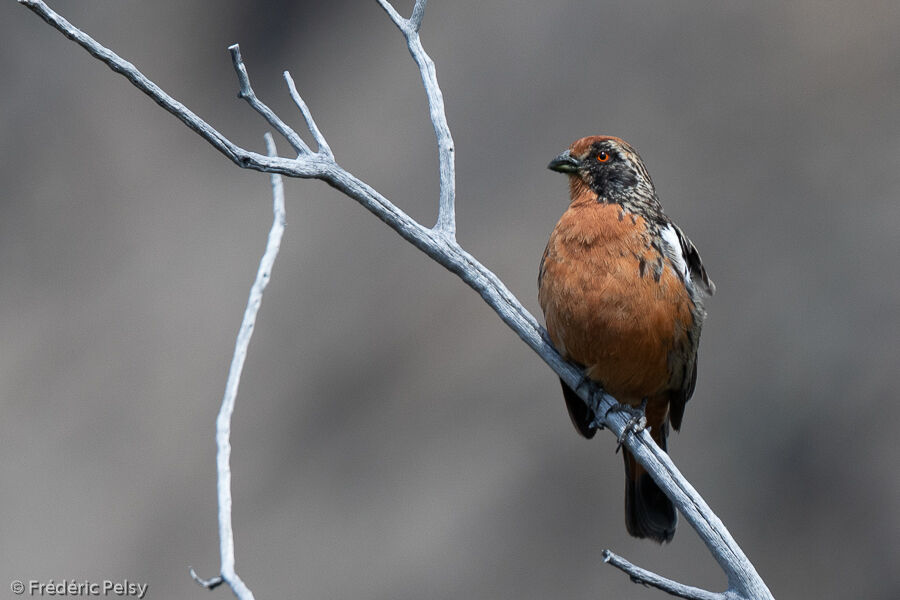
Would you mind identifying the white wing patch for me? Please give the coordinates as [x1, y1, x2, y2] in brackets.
[660, 223, 689, 282]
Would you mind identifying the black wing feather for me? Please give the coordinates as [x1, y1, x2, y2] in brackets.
[673, 224, 715, 296]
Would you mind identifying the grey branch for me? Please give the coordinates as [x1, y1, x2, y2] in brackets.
[187, 133, 286, 600]
[376, 0, 456, 238]
[18, 1, 774, 599]
[603, 550, 726, 600]
[283, 72, 332, 159]
[229, 45, 310, 156]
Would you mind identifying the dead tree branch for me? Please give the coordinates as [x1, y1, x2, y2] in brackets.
[17, 1, 774, 598]
[187, 133, 285, 600]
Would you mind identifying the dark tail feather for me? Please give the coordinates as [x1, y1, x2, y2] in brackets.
[560, 376, 676, 540]
[560, 378, 596, 439]
[623, 444, 676, 543]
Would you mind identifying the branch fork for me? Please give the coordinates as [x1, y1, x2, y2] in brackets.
[18, 1, 773, 599]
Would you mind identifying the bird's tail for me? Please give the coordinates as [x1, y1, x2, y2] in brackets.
[623, 429, 676, 543]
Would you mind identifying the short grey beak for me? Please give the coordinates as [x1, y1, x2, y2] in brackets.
[547, 150, 580, 173]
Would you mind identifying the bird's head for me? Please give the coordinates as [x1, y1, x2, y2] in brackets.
[548, 136, 657, 207]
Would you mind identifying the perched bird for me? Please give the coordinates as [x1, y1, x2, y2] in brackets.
[538, 136, 715, 542]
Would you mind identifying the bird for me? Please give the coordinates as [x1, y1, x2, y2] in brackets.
[538, 135, 715, 542]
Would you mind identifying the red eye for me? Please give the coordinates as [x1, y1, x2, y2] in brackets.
[597, 151, 610, 162]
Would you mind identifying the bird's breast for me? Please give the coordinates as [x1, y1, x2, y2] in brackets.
[539, 201, 697, 401]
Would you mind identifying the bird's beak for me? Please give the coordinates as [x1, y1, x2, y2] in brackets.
[548, 150, 581, 173]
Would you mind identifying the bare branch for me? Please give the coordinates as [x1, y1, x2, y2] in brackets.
[410, 0, 428, 33]
[229, 45, 310, 156]
[15, 0, 322, 178]
[188, 133, 286, 600]
[188, 570, 224, 591]
[18, 2, 774, 599]
[377, 0, 456, 238]
[15, 0, 237, 164]
[283, 71, 333, 159]
[375, 0, 407, 31]
[603, 550, 725, 600]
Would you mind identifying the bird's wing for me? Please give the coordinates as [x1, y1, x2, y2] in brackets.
[660, 222, 716, 297]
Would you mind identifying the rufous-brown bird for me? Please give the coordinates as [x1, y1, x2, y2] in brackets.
[539, 136, 715, 542]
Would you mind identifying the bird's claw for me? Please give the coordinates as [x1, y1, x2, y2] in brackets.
[606, 398, 648, 453]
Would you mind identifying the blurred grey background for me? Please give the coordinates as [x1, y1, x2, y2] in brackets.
[2, 1, 898, 599]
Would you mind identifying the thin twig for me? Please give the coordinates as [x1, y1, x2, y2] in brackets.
[188, 571, 224, 591]
[229, 44, 311, 156]
[283, 71, 332, 158]
[188, 133, 286, 600]
[15, 1, 317, 177]
[375, 0, 406, 31]
[603, 550, 725, 600]
[410, 0, 428, 32]
[377, 0, 456, 239]
[18, 1, 774, 598]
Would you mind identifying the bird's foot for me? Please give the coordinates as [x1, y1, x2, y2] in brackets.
[606, 398, 648, 453]
[577, 377, 606, 432]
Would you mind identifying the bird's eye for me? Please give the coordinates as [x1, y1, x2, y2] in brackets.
[597, 151, 610, 162]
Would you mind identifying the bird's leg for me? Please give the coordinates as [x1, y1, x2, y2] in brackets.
[577, 376, 606, 432]
[606, 398, 648, 452]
